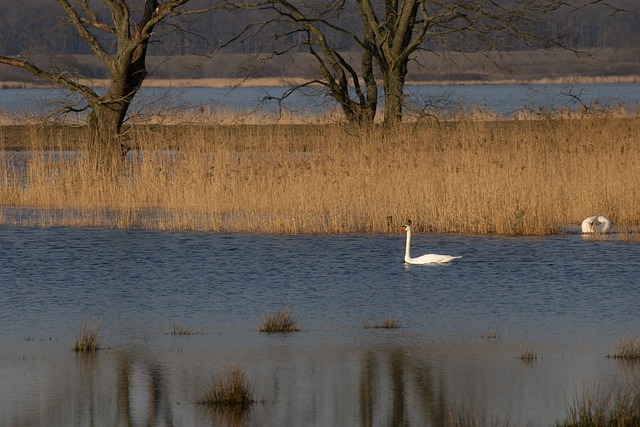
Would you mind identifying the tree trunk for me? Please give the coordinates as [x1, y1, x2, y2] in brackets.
[87, 100, 129, 166]
[86, 2, 155, 164]
[382, 66, 406, 127]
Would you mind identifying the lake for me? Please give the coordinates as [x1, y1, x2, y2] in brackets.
[0, 225, 638, 426]
[1, 83, 638, 118]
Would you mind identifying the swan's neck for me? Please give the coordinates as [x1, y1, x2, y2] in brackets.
[404, 229, 412, 262]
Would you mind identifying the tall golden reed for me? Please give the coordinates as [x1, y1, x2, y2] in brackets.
[1, 116, 639, 235]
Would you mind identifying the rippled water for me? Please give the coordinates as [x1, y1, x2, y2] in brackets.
[0, 226, 639, 426]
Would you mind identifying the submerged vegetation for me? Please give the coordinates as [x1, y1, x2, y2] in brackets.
[259, 306, 300, 333]
[1, 113, 640, 236]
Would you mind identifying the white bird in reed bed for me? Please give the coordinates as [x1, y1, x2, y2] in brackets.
[400, 223, 461, 265]
[581, 215, 612, 233]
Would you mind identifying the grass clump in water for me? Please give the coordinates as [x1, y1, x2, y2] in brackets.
[556, 384, 640, 426]
[200, 365, 255, 409]
[518, 344, 537, 362]
[259, 306, 299, 333]
[164, 323, 205, 336]
[608, 336, 640, 360]
[72, 320, 101, 352]
[481, 330, 501, 339]
[364, 316, 403, 329]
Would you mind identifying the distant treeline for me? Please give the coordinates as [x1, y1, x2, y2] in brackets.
[0, 0, 639, 82]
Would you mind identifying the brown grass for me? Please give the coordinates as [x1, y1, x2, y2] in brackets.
[363, 316, 403, 329]
[2, 115, 640, 235]
[557, 383, 640, 427]
[519, 344, 537, 362]
[72, 320, 101, 352]
[164, 323, 205, 336]
[201, 366, 254, 407]
[200, 365, 255, 427]
[608, 336, 640, 360]
[259, 306, 299, 333]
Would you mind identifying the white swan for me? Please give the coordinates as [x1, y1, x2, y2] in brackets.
[400, 223, 461, 264]
[581, 215, 612, 233]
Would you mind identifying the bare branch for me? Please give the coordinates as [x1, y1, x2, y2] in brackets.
[0, 55, 99, 102]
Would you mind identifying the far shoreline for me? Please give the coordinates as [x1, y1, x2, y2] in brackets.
[1, 74, 639, 90]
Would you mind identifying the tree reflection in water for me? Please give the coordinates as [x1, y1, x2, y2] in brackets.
[12, 341, 535, 425]
[75, 350, 174, 427]
[359, 347, 450, 427]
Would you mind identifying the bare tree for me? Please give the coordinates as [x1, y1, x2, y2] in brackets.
[226, 0, 597, 126]
[224, 1, 378, 124]
[0, 0, 202, 162]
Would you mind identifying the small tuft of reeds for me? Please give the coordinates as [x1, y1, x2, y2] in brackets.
[363, 316, 403, 329]
[518, 344, 537, 362]
[259, 306, 299, 333]
[481, 330, 500, 339]
[73, 320, 101, 352]
[164, 323, 205, 336]
[200, 365, 255, 409]
[608, 336, 640, 360]
[556, 384, 640, 426]
[447, 406, 512, 427]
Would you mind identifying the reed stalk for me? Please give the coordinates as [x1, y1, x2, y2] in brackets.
[2, 115, 640, 235]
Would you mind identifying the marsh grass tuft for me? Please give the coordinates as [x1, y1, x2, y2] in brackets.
[201, 366, 255, 407]
[73, 320, 101, 352]
[259, 306, 299, 333]
[200, 365, 255, 427]
[164, 323, 205, 336]
[518, 344, 537, 362]
[556, 384, 640, 426]
[481, 330, 500, 339]
[363, 316, 403, 329]
[608, 336, 640, 360]
[448, 406, 512, 427]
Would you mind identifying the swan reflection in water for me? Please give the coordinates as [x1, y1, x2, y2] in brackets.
[581, 215, 612, 234]
[400, 222, 461, 265]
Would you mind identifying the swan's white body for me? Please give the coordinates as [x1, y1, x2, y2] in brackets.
[401, 224, 461, 264]
[581, 215, 612, 233]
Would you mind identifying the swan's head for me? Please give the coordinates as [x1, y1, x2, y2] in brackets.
[587, 218, 604, 232]
[400, 224, 411, 232]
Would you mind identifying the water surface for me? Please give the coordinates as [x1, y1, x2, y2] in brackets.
[0, 226, 639, 426]
[2, 83, 638, 117]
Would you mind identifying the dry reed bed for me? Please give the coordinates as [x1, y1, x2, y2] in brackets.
[1, 117, 639, 235]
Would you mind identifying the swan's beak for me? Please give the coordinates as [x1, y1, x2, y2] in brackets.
[399, 226, 406, 231]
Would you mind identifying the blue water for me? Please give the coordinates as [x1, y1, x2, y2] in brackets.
[1, 83, 638, 117]
[0, 226, 638, 426]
